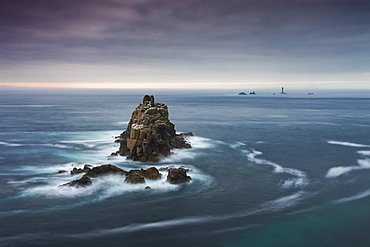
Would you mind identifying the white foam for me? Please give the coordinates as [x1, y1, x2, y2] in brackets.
[281, 178, 307, 189]
[161, 136, 220, 163]
[326, 158, 370, 178]
[162, 149, 197, 163]
[328, 141, 370, 148]
[334, 188, 370, 204]
[243, 149, 309, 189]
[38, 144, 73, 149]
[358, 150, 370, 156]
[60, 138, 112, 144]
[14, 163, 77, 175]
[262, 192, 305, 211]
[17, 164, 211, 200]
[229, 142, 246, 149]
[255, 141, 266, 144]
[185, 136, 218, 149]
[0, 141, 23, 147]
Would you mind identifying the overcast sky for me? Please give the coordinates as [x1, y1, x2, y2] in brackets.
[1, 0, 370, 90]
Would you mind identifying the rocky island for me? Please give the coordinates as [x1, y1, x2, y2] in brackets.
[61, 95, 193, 188]
[115, 95, 192, 162]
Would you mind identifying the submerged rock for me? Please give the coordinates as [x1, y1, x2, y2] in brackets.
[167, 168, 192, 184]
[61, 176, 92, 187]
[118, 95, 192, 162]
[70, 164, 92, 174]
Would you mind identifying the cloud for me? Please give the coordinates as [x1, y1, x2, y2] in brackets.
[1, 0, 370, 86]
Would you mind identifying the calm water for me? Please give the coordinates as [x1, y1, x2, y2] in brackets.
[0, 89, 370, 247]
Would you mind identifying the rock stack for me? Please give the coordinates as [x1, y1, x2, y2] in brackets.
[117, 95, 192, 162]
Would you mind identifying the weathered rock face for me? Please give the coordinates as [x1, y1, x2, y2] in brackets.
[118, 95, 192, 162]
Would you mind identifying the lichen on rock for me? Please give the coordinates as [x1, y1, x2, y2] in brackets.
[117, 95, 192, 162]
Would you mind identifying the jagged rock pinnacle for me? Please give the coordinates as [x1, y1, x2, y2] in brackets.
[117, 95, 192, 162]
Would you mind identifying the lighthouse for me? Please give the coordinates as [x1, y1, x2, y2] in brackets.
[280, 87, 287, 94]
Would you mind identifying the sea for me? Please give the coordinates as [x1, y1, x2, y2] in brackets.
[0, 88, 370, 247]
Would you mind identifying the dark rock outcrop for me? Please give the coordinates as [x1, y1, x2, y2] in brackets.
[61, 165, 172, 187]
[84, 164, 126, 177]
[136, 167, 162, 180]
[125, 172, 145, 184]
[62, 176, 92, 187]
[71, 164, 92, 174]
[125, 167, 161, 183]
[118, 95, 192, 162]
[62, 164, 126, 187]
[167, 168, 192, 184]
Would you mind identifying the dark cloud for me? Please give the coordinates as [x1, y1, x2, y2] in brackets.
[1, 0, 370, 82]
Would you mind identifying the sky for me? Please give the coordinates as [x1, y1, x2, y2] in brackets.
[0, 0, 370, 90]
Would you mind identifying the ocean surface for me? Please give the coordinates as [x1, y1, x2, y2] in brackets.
[0, 89, 370, 247]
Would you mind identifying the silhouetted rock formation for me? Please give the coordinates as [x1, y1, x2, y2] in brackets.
[117, 95, 192, 162]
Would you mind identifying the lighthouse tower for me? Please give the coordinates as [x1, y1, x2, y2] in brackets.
[280, 87, 287, 94]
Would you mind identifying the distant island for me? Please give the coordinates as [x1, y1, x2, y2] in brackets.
[238, 91, 257, 95]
